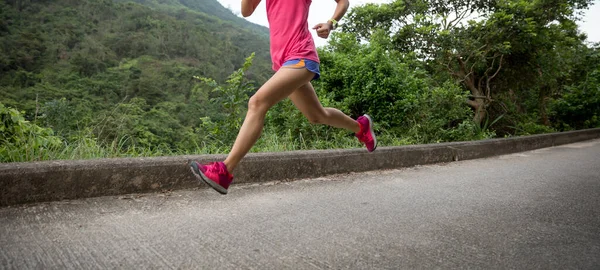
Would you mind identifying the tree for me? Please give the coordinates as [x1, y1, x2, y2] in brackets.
[342, 0, 594, 127]
[549, 44, 600, 130]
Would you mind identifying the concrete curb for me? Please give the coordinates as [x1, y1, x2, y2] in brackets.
[1, 128, 600, 206]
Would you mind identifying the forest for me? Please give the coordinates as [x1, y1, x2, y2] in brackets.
[1, 0, 599, 162]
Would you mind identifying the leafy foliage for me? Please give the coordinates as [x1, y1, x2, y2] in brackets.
[550, 46, 600, 130]
[342, 0, 597, 132]
[0, 103, 62, 162]
[0, 0, 598, 163]
[318, 31, 493, 144]
[194, 53, 256, 148]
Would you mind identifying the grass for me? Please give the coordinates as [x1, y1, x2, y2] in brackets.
[1, 127, 417, 163]
[0, 104, 495, 163]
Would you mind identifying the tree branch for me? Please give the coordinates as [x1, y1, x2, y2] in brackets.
[447, 7, 471, 30]
[446, 58, 463, 79]
[466, 60, 478, 80]
[465, 44, 487, 64]
[486, 54, 504, 99]
[466, 99, 479, 108]
[457, 56, 469, 77]
[488, 54, 504, 81]
[469, 95, 490, 99]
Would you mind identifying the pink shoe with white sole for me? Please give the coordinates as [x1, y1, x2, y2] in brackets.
[356, 114, 377, 152]
[189, 161, 233, 194]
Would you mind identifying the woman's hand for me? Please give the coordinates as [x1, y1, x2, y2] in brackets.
[314, 0, 349, 39]
[312, 22, 334, 39]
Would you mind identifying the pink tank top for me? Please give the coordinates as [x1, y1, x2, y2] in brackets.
[266, 0, 320, 71]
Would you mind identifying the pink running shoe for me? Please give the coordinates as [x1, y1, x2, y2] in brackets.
[189, 161, 233, 194]
[356, 114, 377, 152]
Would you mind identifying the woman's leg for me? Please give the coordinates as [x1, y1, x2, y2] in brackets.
[288, 82, 360, 133]
[223, 67, 315, 171]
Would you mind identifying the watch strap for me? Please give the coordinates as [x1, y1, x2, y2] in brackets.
[328, 18, 338, 30]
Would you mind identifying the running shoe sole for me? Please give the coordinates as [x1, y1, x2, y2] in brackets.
[364, 114, 378, 152]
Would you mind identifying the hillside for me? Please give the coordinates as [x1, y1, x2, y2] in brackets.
[118, 0, 270, 38]
[0, 0, 273, 115]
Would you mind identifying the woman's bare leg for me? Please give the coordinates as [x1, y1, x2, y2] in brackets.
[288, 82, 360, 133]
[223, 68, 315, 171]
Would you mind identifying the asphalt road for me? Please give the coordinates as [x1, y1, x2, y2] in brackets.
[1, 139, 599, 269]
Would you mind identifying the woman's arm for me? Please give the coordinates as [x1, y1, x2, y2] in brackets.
[313, 0, 350, 39]
[328, 0, 350, 25]
[241, 0, 262, 17]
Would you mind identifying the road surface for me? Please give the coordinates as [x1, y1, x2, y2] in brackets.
[1, 139, 600, 269]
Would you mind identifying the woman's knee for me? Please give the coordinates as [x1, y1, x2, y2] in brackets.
[247, 95, 270, 114]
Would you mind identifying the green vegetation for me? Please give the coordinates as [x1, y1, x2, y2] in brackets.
[1, 0, 599, 163]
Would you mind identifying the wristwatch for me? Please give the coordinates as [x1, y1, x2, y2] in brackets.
[328, 18, 338, 30]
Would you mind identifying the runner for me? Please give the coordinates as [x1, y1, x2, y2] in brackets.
[189, 0, 377, 194]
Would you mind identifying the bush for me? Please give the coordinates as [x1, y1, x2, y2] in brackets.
[550, 68, 600, 130]
[0, 103, 62, 162]
[318, 31, 430, 131]
[192, 53, 255, 150]
[318, 32, 491, 144]
[406, 82, 495, 143]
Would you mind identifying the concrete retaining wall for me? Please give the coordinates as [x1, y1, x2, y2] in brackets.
[1, 128, 600, 206]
